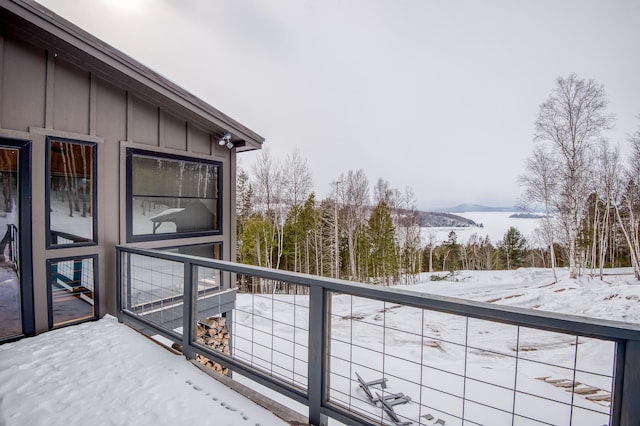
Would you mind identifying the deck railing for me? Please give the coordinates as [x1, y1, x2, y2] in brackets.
[116, 245, 640, 426]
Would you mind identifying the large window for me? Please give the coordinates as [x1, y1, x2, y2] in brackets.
[46, 137, 97, 247]
[127, 149, 221, 242]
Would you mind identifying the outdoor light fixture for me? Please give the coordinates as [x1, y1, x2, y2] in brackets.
[218, 132, 232, 148]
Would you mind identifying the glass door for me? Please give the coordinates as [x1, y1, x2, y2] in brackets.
[0, 147, 21, 339]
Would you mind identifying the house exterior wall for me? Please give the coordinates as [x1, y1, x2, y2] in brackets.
[0, 3, 259, 336]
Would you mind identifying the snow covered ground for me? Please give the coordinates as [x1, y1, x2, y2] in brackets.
[407, 267, 640, 324]
[0, 315, 287, 426]
[230, 267, 640, 425]
[2, 267, 639, 425]
[324, 267, 640, 425]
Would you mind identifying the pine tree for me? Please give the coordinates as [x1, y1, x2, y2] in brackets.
[298, 193, 320, 275]
[499, 227, 528, 270]
[236, 169, 253, 256]
[368, 201, 398, 285]
[441, 231, 459, 273]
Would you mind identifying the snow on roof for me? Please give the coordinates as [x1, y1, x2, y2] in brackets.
[0, 315, 286, 426]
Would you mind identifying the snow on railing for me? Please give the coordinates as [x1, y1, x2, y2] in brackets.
[116, 246, 640, 426]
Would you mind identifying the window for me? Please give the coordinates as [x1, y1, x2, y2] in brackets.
[46, 137, 97, 247]
[127, 149, 221, 242]
[47, 255, 97, 328]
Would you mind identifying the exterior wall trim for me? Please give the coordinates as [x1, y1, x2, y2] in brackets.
[29, 127, 104, 144]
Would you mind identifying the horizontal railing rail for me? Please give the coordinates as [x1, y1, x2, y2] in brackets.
[116, 245, 640, 426]
[50, 229, 91, 245]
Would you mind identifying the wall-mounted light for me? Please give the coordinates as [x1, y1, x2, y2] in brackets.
[218, 132, 233, 149]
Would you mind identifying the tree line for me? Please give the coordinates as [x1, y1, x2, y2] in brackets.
[236, 151, 423, 286]
[235, 149, 560, 286]
[236, 73, 640, 285]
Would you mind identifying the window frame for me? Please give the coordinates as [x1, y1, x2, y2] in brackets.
[46, 254, 99, 329]
[45, 136, 98, 249]
[0, 137, 34, 339]
[126, 148, 223, 243]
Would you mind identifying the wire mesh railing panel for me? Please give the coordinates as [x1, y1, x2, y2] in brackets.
[191, 265, 233, 374]
[327, 292, 616, 426]
[121, 252, 184, 336]
[116, 247, 640, 425]
[232, 276, 310, 390]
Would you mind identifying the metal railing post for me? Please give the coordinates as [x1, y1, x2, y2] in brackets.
[308, 285, 328, 426]
[115, 247, 122, 322]
[182, 260, 196, 360]
[620, 339, 640, 425]
[125, 251, 132, 311]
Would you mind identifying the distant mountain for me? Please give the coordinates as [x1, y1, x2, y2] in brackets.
[417, 211, 480, 228]
[434, 203, 516, 213]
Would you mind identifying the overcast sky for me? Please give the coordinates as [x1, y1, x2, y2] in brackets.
[37, 0, 640, 210]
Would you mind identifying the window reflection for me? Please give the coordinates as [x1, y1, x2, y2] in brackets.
[49, 256, 96, 327]
[130, 151, 220, 238]
[48, 139, 95, 245]
[0, 147, 20, 339]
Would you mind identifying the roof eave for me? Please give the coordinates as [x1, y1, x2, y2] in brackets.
[1, 0, 264, 151]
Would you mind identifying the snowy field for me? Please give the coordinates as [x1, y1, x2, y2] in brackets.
[231, 267, 640, 425]
[407, 268, 640, 324]
[2, 267, 639, 425]
[422, 211, 543, 246]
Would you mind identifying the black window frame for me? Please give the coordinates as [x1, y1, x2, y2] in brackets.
[126, 148, 223, 243]
[0, 137, 34, 340]
[46, 254, 99, 329]
[45, 136, 98, 249]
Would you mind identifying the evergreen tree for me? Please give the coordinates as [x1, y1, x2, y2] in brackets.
[236, 169, 253, 256]
[238, 213, 276, 269]
[499, 227, 528, 270]
[442, 231, 459, 273]
[354, 223, 371, 282]
[368, 201, 398, 285]
[298, 193, 320, 275]
[283, 205, 303, 271]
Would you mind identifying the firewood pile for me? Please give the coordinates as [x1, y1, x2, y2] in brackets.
[196, 316, 230, 376]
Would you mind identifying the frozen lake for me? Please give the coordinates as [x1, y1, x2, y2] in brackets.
[422, 211, 544, 246]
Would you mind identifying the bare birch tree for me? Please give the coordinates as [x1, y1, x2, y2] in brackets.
[596, 142, 622, 278]
[373, 178, 394, 206]
[519, 144, 559, 281]
[252, 149, 286, 269]
[396, 187, 422, 283]
[282, 149, 313, 272]
[533, 74, 613, 279]
[424, 230, 437, 272]
[283, 149, 313, 208]
[338, 169, 370, 280]
[618, 117, 640, 278]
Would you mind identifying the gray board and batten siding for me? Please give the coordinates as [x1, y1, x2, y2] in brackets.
[0, 0, 263, 335]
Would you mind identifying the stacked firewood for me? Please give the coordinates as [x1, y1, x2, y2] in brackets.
[196, 316, 230, 376]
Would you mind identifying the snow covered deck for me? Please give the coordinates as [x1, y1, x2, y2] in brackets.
[0, 316, 290, 426]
